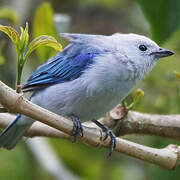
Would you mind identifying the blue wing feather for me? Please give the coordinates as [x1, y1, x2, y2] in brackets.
[22, 43, 100, 92]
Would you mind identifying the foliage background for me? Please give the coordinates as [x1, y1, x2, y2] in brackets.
[0, 0, 180, 179]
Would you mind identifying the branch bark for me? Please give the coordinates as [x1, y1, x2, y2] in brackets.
[0, 80, 180, 170]
[103, 105, 180, 140]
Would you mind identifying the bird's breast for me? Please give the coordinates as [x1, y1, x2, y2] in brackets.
[37, 77, 138, 122]
[62, 78, 137, 121]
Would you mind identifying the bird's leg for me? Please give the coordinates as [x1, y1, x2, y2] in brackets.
[92, 119, 116, 157]
[69, 115, 83, 142]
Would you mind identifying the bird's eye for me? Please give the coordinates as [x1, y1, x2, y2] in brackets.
[139, 45, 147, 51]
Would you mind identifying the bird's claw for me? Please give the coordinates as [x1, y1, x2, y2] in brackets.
[92, 120, 116, 157]
[104, 129, 116, 157]
[70, 115, 83, 142]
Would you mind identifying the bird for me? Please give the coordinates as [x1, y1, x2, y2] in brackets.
[0, 33, 174, 156]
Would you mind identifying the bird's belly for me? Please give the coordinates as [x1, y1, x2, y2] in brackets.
[69, 95, 115, 121]
[62, 87, 133, 121]
[34, 79, 137, 122]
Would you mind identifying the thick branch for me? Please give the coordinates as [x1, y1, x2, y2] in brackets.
[0, 113, 73, 140]
[102, 105, 180, 140]
[1, 113, 180, 170]
[0, 80, 180, 170]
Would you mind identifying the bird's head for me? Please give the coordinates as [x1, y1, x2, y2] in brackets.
[112, 33, 174, 66]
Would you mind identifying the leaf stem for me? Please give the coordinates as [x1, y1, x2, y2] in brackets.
[17, 53, 24, 86]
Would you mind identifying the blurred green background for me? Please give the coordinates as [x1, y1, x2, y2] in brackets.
[0, 0, 180, 179]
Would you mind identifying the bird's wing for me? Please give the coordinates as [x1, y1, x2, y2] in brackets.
[22, 42, 100, 92]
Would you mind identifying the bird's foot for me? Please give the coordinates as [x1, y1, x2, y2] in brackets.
[70, 115, 83, 142]
[92, 120, 116, 157]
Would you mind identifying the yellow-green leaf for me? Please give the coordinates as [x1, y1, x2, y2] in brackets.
[19, 22, 29, 52]
[25, 35, 62, 61]
[0, 25, 20, 50]
[33, 2, 57, 60]
[127, 88, 144, 110]
[133, 88, 144, 103]
[0, 8, 19, 25]
[174, 71, 180, 82]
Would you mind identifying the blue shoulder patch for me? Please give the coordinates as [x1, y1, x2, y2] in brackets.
[22, 44, 100, 92]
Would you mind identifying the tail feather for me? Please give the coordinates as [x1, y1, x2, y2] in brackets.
[0, 114, 32, 150]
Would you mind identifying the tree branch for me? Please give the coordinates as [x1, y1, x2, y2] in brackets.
[103, 105, 180, 140]
[0, 80, 180, 170]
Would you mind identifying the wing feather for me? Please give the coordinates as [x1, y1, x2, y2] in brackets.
[22, 43, 100, 92]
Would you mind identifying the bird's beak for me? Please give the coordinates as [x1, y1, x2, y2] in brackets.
[151, 48, 174, 58]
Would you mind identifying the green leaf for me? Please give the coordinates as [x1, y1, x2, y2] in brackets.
[32, 2, 58, 61]
[133, 88, 144, 104]
[127, 88, 144, 110]
[137, 0, 180, 44]
[0, 25, 20, 51]
[19, 22, 29, 53]
[25, 35, 62, 62]
[0, 7, 19, 25]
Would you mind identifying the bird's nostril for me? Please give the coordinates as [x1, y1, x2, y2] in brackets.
[159, 48, 163, 51]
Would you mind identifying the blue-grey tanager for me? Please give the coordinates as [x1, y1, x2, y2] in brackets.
[0, 33, 174, 156]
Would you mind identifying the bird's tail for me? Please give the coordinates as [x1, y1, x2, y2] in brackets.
[0, 114, 31, 149]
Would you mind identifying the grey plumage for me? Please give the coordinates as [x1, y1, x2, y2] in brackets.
[0, 33, 174, 149]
